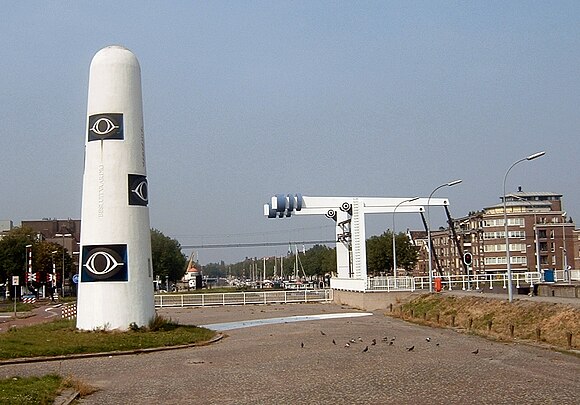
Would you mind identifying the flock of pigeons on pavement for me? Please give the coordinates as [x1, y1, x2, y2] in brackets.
[301, 330, 480, 355]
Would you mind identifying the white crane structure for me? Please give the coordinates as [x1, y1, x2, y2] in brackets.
[264, 194, 450, 292]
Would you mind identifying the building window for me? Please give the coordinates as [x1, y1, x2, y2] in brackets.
[550, 230, 555, 239]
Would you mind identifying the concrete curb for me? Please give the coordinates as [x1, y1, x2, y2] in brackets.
[53, 388, 80, 405]
[0, 333, 225, 365]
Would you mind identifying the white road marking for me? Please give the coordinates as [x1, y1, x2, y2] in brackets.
[201, 312, 373, 331]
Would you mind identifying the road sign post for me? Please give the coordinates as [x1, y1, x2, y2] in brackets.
[12, 276, 19, 318]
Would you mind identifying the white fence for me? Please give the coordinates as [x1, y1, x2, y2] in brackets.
[366, 276, 415, 292]
[155, 289, 333, 308]
[411, 272, 542, 292]
[363, 272, 546, 292]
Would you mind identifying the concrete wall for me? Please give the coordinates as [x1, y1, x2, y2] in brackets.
[332, 289, 423, 311]
[537, 283, 579, 298]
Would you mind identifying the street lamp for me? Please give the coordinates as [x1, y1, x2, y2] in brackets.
[55, 233, 72, 297]
[427, 180, 462, 292]
[562, 212, 568, 282]
[503, 151, 545, 302]
[393, 197, 419, 280]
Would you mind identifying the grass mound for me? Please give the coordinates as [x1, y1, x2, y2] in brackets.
[0, 316, 215, 360]
[388, 294, 580, 350]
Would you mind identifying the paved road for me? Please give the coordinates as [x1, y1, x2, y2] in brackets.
[1, 303, 579, 404]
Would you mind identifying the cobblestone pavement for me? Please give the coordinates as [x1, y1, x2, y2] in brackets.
[1, 303, 579, 404]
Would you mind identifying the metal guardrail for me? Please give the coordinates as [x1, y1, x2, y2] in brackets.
[412, 272, 543, 291]
[155, 289, 333, 308]
[366, 276, 415, 291]
[156, 270, 578, 305]
[365, 272, 545, 292]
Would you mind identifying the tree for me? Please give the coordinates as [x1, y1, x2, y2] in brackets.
[150, 229, 187, 282]
[0, 228, 73, 296]
[301, 245, 336, 277]
[366, 230, 419, 276]
[0, 227, 37, 282]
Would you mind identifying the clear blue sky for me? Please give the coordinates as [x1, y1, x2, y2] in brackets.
[2, 2, 579, 264]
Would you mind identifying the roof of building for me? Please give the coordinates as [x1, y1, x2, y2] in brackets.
[485, 200, 554, 210]
[502, 191, 562, 199]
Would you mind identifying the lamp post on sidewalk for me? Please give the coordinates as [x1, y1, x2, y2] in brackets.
[503, 151, 545, 302]
[55, 233, 72, 297]
[427, 180, 462, 292]
[562, 212, 569, 283]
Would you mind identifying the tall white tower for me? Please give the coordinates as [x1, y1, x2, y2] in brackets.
[77, 46, 155, 330]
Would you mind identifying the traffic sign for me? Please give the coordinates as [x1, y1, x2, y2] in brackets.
[72, 274, 79, 284]
[12, 276, 19, 286]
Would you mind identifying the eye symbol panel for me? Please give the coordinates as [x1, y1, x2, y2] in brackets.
[91, 117, 119, 135]
[128, 174, 148, 206]
[81, 244, 128, 282]
[88, 113, 124, 141]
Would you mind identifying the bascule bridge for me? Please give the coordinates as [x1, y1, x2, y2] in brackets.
[264, 194, 450, 292]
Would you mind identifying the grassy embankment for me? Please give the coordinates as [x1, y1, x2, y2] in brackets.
[388, 294, 579, 351]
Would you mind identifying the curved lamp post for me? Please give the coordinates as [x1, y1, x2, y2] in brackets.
[393, 197, 419, 281]
[503, 151, 545, 302]
[427, 180, 462, 292]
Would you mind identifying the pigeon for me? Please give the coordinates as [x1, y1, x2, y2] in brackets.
[406, 345, 415, 352]
[382, 336, 389, 342]
[349, 338, 356, 343]
[371, 339, 377, 346]
[389, 341, 394, 346]
[436, 343, 440, 347]
[301, 342, 304, 348]
[332, 339, 336, 345]
[472, 348, 479, 355]
[391, 337, 396, 342]
[362, 346, 369, 353]
[358, 337, 363, 342]
[425, 337, 431, 342]
[345, 342, 351, 348]
[320, 331, 326, 336]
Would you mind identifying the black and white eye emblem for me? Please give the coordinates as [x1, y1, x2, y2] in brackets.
[81, 244, 128, 282]
[91, 117, 119, 135]
[128, 174, 148, 206]
[88, 113, 124, 141]
[133, 180, 148, 201]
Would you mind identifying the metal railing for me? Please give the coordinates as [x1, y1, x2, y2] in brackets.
[412, 272, 542, 291]
[155, 289, 333, 308]
[367, 276, 415, 291]
[363, 272, 545, 292]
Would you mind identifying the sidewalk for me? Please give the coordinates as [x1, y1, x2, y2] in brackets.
[0, 302, 62, 332]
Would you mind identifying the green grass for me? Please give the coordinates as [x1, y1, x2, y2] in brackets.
[0, 302, 35, 313]
[0, 317, 216, 360]
[0, 374, 62, 405]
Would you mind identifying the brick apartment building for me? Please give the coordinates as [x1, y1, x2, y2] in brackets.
[419, 190, 577, 276]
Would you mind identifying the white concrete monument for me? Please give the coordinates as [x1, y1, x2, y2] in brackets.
[77, 46, 155, 330]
